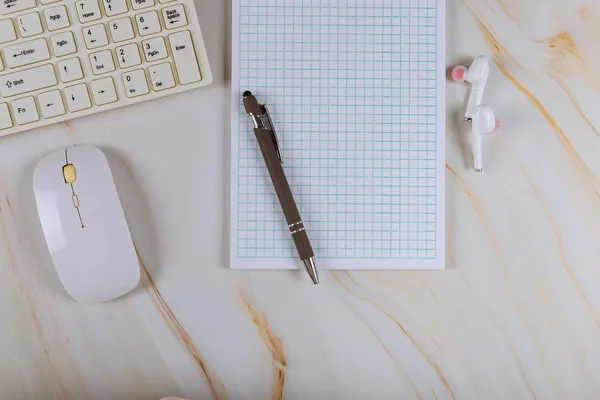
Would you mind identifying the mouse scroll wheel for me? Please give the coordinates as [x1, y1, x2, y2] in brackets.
[63, 164, 76, 184]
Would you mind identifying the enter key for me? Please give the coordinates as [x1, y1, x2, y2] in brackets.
[4, 38, 50, 69]
[168, 30, 201, 85]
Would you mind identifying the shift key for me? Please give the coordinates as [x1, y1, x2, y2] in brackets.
[0, 64, 57, 97]
[168, 30, 201, 85]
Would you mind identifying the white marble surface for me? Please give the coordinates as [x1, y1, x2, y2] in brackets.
[2, 0, 600, 399]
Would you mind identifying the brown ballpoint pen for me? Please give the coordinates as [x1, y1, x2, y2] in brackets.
[242, 91, 319, 284]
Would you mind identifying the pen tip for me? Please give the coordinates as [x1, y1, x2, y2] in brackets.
[243, 90, 252, 98]
[303, 258, 319, 285]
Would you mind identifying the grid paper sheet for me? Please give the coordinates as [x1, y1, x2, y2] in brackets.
[231, 0, 445, 269]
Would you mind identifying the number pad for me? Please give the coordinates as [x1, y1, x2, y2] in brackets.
[122, 69, 149, 98]
[83, 24, 109, 49]
[136, 11, 161, 36]
[109, 17, 135, 42]
[116, 43, 142, 68]
[142, 37, 168, 62]
[149, 62, 174, 91]
[89, 50, 115, 75]
[102, 0, 128, 16]
[76, 0, 102, 23]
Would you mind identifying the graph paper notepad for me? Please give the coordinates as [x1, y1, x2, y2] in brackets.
[231, 0, 446, 269]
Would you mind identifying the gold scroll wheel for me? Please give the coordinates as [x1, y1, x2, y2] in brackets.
[63, 164, 76, 184]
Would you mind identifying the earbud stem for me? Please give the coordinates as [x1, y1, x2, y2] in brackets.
[472, 128, 483, 172]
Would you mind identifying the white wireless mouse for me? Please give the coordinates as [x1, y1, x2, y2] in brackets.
[33, 145, 140, 303]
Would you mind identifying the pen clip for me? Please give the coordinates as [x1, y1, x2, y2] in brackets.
[263, 106, 283, 164]
[250, 105, 283, 164]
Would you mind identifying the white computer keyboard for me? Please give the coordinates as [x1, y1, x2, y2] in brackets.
[0, 0, 211, 136]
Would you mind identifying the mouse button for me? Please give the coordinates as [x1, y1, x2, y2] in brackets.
[69, 152, 112, 185]
[34, 151, 66, 190]
[69, 145, 107, 167]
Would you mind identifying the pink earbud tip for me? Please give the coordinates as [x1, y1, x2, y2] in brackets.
[451, 66, 467, 82]
[495, 119, 501, 130]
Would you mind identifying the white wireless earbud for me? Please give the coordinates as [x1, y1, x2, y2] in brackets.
[451, 55, 499, 172]
[471, 105, 499, 172]
[451, 55, 490, 121]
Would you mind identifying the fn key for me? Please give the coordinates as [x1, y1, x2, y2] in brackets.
[168, 30, 202, 85]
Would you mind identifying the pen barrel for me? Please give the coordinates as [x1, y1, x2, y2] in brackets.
[254, 127, 315, 260]
[290, 229, 315, 260]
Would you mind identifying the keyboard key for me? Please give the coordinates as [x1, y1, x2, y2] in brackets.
[4, 38, 50, 68]
[76, 0, 102, 23]
[0, 64, 57, 97]
[0, 19, 17, 43]
[159, 0, 175, 3]
[83, 24, 108, 49]
[0, 103, 13, 130]
[51, 31, 77, 57]
[38, 89, 65, 118]
[0, 0, 36, 15]
[44, 5, 70, 31]
[116, 43, 141, 68]
[102, 0, 127, 16]
[11, 96, 39, 124]
[142, 36, 167, 62]
[109, 16, 134, 42]
[162, 4, 186, 30]
[40, 0, 61, 5]
[64, 83, 91, 111]
[89, 49, 115, 75]
[0, 56, 3, 71]
[169, 30, 201, 84]
[122, 69, 148, 98]
[58, 57, 83, 82]
[90, 76, 117, 105]
[17, 12, 43, 37]
[149, 62, 174, 91]
[136, 11, 160, 36]
[131, 0, 153, 11]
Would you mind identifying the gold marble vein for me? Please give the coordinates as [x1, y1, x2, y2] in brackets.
[332, 272, 457, 400]
[140, 262, 228, 400]
[238, 290, 286, 400]
[474, 19, 600, 201]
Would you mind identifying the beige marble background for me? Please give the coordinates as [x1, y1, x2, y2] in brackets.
[2, 0, 600, 399]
